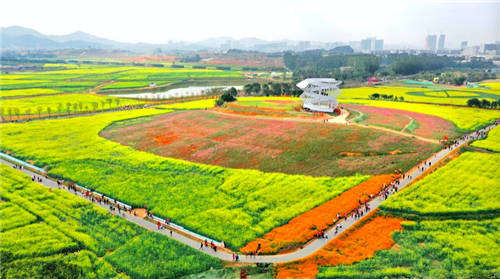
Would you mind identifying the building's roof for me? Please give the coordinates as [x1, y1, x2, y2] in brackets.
[296, 78, 342, 90]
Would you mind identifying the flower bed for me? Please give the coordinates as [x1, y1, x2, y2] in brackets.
[240, 174, 398, 254]
[275, 212, 403, 279]
[102, 110, 439, 178]
[343, 104, 461, 140]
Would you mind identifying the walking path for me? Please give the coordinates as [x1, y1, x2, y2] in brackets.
[0, 122, 497, 264]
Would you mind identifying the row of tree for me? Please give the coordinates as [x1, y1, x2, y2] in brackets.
[466, 98, 499, 109]
[243, 82, 303, 96]
[284, 51, 495, 80]
[415, 71, 496, 85]
[284, 52, 380, 80]
[1, 99, 122, 121]
[369, 94, 405, 102]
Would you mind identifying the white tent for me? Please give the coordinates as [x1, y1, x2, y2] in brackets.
[297, 78, 342, 113]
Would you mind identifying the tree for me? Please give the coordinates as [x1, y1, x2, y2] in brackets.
[220, 92, 236, 102]
[453, 76, 466, 86]
[101, 101, 106, 111]
[57, 103, 63, 114]
[25, 108, 32, 118]
[47, 107, 51, 117]
[281, 83, 291, 95]
[107, 98, 113, 109]
[13, 108, 20, 120]
[370, 93, 380, 100]
[252, 83, 261, 94]
[7, 108, 13, 121]
[481, 99, 491, 108]
[270, 83, 282, 95]
[37, 106, 43, 118]
[262, 84, 271, 96]
[115, 99, 120, 107]
[467, 98, 481, 107]
[91, 102, 98, 112]
[78, 102, 83, 112]
[243, 84, 253, 94]
[66, 102, 72, 115]
[73, 103, 78, 114]
[227, 87, 238, 97]
[215, 98, 225, 106]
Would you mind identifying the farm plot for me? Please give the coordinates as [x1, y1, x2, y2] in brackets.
[317, 218, 499, 279]
[343, 104, 461, 140]
[380, 152, 500, 219]
[241, 175, 399, 254]
[471, 125, 500, 152]
[339, 86, 500, 106]
[0, 63, 245, 95]
[0, 109, 369, 249]
[276, 213, 404, 279]
[0, 164, 221, 278]
[284, 150, 500, 279]
[102, 110, 440, 178]
[340, 99, 500, 131]
[0, 93, 142, 118]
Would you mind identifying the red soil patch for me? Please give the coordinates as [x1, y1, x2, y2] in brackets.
[345, 104, 460, 140]
[101, 110, 438, 177]
[240, 174, 399, 254]
[276, 212, 403, 279]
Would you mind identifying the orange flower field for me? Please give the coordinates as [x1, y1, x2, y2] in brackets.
[276, 212, 404, 279]
[240, 174, 399, 254]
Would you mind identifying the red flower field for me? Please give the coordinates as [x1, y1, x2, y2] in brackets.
[344, 104, 460, 140]
[101, 110, 440, 177]
[275, 212, 404, 279]
[240, 174, 399, 254]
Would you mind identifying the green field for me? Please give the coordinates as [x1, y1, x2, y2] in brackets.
[339, 86, 500, 106]
[1, 64, 244, 94]
[340, 99, 500, 131]
[380, 152, 500, 219]
[318, 150, 500, 278]
[317, 218, 499, 279]
[0, 109, 368, 249]
[0, 164, 221, 279]
[471, 125, 500, 152]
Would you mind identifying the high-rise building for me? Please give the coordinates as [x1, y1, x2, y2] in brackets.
[360, 37, 381, 52]
[425, 35, 437, 51]
[438, 34, 446, 50]
[460, 41, 468, 49]
[360, 38, 373, 52]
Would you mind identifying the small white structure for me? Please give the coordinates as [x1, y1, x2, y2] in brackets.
[297, 78, 342, 113]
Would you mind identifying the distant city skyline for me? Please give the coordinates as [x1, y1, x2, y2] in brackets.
[1, 0, 499, 49]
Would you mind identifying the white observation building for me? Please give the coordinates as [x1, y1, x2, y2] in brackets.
[297, 78, 342, 113]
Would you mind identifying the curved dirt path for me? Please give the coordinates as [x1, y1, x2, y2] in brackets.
[0, 123, 496, 264]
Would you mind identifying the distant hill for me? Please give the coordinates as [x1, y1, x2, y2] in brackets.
[0, 25, 344, 53]
[1, 26, 111, 50]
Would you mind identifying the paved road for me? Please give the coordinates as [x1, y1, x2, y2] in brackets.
[1, 122, 496, 263]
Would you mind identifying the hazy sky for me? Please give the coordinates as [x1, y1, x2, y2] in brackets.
[2, 0, 499, 48]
